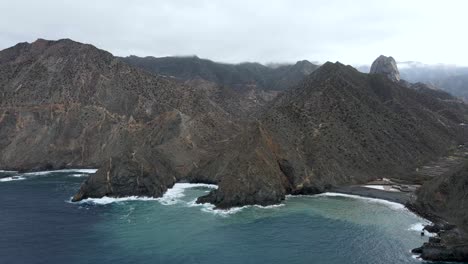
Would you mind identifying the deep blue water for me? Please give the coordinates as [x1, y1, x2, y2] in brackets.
[0, 170, 438, 264]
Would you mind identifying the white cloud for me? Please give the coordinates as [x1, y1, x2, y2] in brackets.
[1, 0, 467, 65]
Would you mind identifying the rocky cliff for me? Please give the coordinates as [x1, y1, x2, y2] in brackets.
[0, 39, 241, 200]
[410, 162, 468, 262]
[370, 55, 401, 82]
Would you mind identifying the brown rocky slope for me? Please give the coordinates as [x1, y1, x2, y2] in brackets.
[196, 62, 468, 208]
[0, 38, 242, 199]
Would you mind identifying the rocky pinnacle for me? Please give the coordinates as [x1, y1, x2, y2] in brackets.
[370, 55, 401, 82]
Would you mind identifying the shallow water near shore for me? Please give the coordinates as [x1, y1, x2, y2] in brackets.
[0, 170, 436, 264]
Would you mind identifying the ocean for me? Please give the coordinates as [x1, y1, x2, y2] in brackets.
[0, 170, 433, 264]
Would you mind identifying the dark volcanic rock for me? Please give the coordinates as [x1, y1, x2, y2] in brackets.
[370, 55, 401, 82]
[414, 164, 468, 232]
[196, 124, 290, 208]
[198, 61, 468, 208]
[72, 155, 176, 201]
[412, 228, 468, 262]
[410, 161, 468, 262]
[0, 38, 240, 200]
[120, 55, 319, 114]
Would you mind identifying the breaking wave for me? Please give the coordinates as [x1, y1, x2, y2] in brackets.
[308, 192, 406, 210]
[70, 182, 284, 216]
[0, 168, 97, 183]
[187, 199, 285, 216]
[69, 174, 89, 177]
[0, 176, 26, 182]
[71, 183, 218, 206]
[157, 183, 218, 205]
[408, 222, 435, 237]
[23, 169, 97, 176]
[75, 196, 159, 205]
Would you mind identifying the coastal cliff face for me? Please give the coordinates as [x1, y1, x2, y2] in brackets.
[2, 40, 468, 206]
[0, 39, 241, 200]
[410, 164, 468, 262]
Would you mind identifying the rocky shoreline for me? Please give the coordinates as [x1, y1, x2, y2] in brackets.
[331, 184, 468, 262]
[3, 165, 468, 262]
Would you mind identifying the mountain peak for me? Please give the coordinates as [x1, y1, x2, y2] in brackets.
[370, 55, 400, 82]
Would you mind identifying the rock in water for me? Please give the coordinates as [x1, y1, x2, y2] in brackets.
[370, 55, 401, 82]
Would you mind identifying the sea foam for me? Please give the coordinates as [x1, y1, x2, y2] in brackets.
[23, 168, 97, 176]
[0, 168, 98, 183]
[312, 192, 406, 210]
[69, 174, 89, 177]
[0, 176, 26, 182]
[75, 196, 159, 205]
[71, 183, 284, 216]
[187, 199, 285, 216]
[408, 222, 435, 237]
[157, 183, 218, 205]
[72, 183, 218, 206]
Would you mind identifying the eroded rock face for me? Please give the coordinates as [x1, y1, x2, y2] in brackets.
[370, 55, 401, 82]
[0, 38, 241, 200]
[72, 155, 176, 201]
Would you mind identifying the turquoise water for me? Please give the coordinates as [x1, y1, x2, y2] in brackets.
[0, 171, 434, 264]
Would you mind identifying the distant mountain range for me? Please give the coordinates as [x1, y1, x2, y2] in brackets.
[1, 39, 468, 261]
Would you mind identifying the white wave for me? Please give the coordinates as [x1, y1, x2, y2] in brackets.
[199, 203, 245, 216]
[23, 168, 97, 176]
[74, 196, 158, 205]
[409, 223, 426, 232]
[69, 174, 88, 177]
[157, 183, 218, 205]
[71, 183, 218, 206]
[0, 176, 26, 182]
[313, 192, 406, 210]
[0, 170, 18, 173]
[408, 222, 435, 237]
[187, 199, 285, 216]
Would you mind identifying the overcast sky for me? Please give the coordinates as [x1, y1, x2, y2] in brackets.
[1, 0, 467, 65]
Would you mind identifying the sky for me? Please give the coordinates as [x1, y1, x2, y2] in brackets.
[1, 0, 467, 66]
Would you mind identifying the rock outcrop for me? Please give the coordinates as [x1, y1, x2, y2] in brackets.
[370, 55, 401, 82]
[410, 162, 468, 262]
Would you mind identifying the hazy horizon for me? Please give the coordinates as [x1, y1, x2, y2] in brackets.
[2, 0, 468, 66]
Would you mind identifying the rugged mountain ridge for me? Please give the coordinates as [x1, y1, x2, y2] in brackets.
[196, 61, 468, 208]
[120, 55, 318, 91]
[0, 38, 241, 199]
[120, 55, 319, 114]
